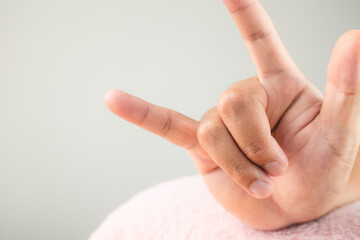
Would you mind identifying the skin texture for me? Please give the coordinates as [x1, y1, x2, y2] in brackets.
[104, 0, 360, 230]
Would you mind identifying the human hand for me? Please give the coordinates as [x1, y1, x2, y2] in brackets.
[104, 0, 360, 230]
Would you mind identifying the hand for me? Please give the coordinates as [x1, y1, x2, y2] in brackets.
[104, 0, 360, 230]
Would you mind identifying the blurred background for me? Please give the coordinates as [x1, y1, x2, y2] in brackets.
[0, 0, 359, 239]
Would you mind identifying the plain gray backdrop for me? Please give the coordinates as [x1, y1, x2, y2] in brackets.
[0, 0, 359, 239]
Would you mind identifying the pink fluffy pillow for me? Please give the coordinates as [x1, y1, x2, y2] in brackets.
[90, 175, 360, 240]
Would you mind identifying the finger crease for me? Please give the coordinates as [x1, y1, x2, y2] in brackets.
[137, 104, 150, 126]
[161, 110, 173, 137]
[244, 29, 273, 42]
[328, 81, 357, 96]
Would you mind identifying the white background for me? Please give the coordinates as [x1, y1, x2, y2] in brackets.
[0, 0, 359, 239]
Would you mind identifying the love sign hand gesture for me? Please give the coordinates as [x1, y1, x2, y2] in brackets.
[105, 0, 360, 230]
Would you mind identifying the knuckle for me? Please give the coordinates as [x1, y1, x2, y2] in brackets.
[137, 104, 150, 126]
[228, 162, 246, 181]
[197, 118, 222, 146]
[244, 29, 272, 42]
[242, 141, 269, 162]
[160, 109, 173, 137]
[218, 89, 251, 118]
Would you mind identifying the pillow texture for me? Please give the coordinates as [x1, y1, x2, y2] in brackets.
[90, 175, 360, 240]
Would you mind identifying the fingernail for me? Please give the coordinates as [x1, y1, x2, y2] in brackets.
[249, 180, 272, 199]
[263, 162, 284, 176]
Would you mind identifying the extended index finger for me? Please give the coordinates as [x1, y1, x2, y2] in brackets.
[223, 0, 298, 78]
[104, 89, 199, 149]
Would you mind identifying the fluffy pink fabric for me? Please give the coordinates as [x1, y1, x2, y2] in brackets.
[90, 175, 360, 240]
